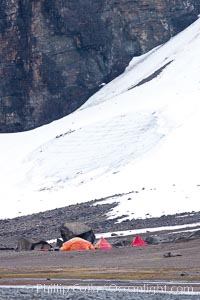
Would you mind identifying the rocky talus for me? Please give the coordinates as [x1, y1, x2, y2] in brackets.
[0, 195, 199, 248]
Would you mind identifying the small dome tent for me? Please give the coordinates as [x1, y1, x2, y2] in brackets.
[60, 237, 94, 251]
[95, 237, 112, 249]
[131, 235, 147, 247]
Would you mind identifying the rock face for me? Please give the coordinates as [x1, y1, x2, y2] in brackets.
[0, 0, 200, 132]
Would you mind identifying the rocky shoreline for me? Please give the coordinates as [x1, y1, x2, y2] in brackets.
[0, 196, 200, 249]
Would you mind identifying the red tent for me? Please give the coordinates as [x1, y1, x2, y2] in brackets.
[95, 237, 112, 249]
[131, 235, 147, 247]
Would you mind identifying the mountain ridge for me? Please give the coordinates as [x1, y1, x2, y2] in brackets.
[0, 0, 200, 132]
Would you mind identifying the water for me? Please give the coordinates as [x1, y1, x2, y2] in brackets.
[0, 285, 199, 300]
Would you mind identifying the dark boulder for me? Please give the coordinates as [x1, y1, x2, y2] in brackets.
[15, 237, 33, 251]
[56, 238, 63, 248]
[31, 240, 52, 251]
[145, 235, 161, 245]
[112, 239, 130, 248]
[60, 222, 95, 244]
[164, 251, 182, 258]
[0, 245, 15, 251]
[16, 237, 52, 251]
[189, 230, 200, 239]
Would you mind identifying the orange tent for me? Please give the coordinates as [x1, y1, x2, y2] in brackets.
[131, 235, 147, 247]
[60, 237, 95, 251]
[95, 237, 112, 249]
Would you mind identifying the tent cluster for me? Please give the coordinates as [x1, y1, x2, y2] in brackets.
[16, 222, 147, 252]
[59, 235, 147, 251]
[59, 236, 112, 251]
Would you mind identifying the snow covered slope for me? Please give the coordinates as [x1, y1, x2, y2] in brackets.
[1, 18, 200, 219]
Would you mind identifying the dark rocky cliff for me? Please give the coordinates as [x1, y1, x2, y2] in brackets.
[0, 0, 200, 132]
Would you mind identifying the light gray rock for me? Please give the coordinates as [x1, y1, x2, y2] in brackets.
[15, 237, 33, 251]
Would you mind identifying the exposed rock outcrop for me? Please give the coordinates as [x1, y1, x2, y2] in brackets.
[60, 222, 95, 243]
[0, 0, 200, 132]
